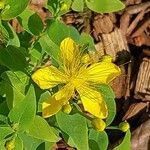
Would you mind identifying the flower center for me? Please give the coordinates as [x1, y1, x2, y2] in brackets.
[67, 69, 87, 88]
[71, 77, 85, 88]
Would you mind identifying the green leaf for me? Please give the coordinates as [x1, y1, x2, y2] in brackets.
[0, 45, 27, 71]
[1, 21, 20, 47]
[56, 111, 89, 150]
[1, 0, 30, 20]
[0, 126, 14, 141]
[19, 133, 43, 150]
[80, 33, 96, 52]
[89, 129, 108, 150]
[28, 115, 59, 142]
[98, 84, 116, 126]
[114, 130, 131, 150]
[29, 43, 43, 65]
[39, 34, 60, 66]
[0, 140, 6, 150]
[0, 80, 6, 97]
[47, 0, 59, 16]
[1, 71, 29, 108]
[8, 85, 36, 132]
[71, 0, 84, 12]
[37, 91, 51, 113]
[45, 142, 56, 150]
[0, 114, 8, 125]
[18, 8, 34, 34]
[14, 136, 23, 150]
[28, 13, 44, 35]
[85, 0, 125, 13]
[0, 20, 9, 43]
[47, 20, 80, 45]
[0, 101, 9, 116]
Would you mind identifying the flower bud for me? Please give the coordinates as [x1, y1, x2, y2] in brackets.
[60, 2, 68, 12]
[101, 55, 113, 63]
[0, 0, 4, 9]
[92, 118, 106, 132]
[119, 121, 130, 132]
[62, 103, 72, 114]
[6, 140, 15, 150]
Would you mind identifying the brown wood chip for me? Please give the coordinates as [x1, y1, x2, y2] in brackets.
[134, 58, 150, 101]
[93, 14, 114, 34]
[95, 28, 129, 61]
[123, 102, 147, 120]
[131, 119, 150, 150]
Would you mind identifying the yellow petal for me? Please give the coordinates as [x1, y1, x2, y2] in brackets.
[60, 38, 78, 63]
[42, 97, 65, 118]
[32, 66, 66, 89]
[92, 118, 106, 132]
[55, 83, 74, 101]
[42, 84, 74, 118]
[86, 62, 121, 84]
[60, 38, 81, 73]
[77, 85, 108, 118]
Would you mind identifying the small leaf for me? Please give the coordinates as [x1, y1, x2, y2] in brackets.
[14, 136, 23, 150]
[89, 129, 108, 150]
[1, 21, 20, 46]
[80, 33, 96, 52]
[18, 8, 35, 34]
[1, 71, 29, 108]
[19, 133, 43, 150]
[1, 0, 30, 20]
[71, 0, 84, 12]
[0, 45, 27, 71]
[98, 84, 116, 126]
[47, 20, 80, 45]
[56, 111, 89, 150]
[0, 101, 9, 115]
[39, 34, 60, 66]
[28, 115, 59, 142]
[85, 0, 125, 13]
[0, 114, 8, 125]
[0, 20, 9, 43]
[0, 140, 6, 150]
[8, 85, 36, 132]
[28, 13, 44, 35]
[47, 0, 59, 16]
[0, 127, 14, 141]
[113, 130, 131, 150]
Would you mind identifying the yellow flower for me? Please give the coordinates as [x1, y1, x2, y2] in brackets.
[32, 38, 121, 118]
